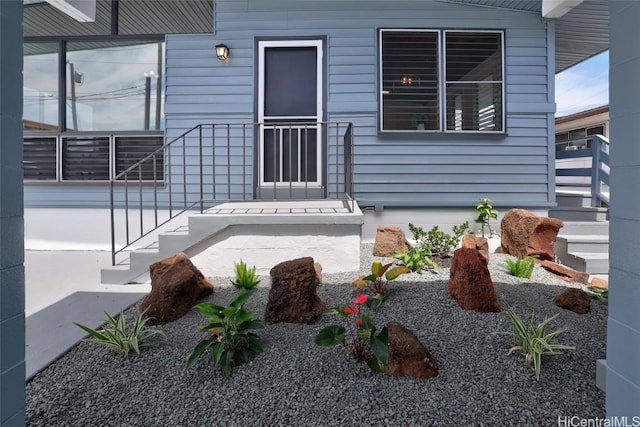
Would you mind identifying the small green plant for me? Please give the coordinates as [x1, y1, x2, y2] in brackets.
[475, 197, 499, 238]
[187, 290, 265, 378]
[503, 255, 537, 279]
[230, 260, 260, 290]
[315, 292, 389, 372]
[352, 260, 410, 308]
[502, 307, 574, 381]
[73, 308, 164, 357]
[392, 247, 439, 273]
[586, 286, 608, 302]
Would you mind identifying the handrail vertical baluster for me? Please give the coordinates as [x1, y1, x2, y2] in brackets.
[199, 125, 204, 213]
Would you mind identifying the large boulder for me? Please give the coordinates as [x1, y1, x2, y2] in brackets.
[265, 257, 324, 324]
[382, 321, 438, 379]
[373, 225, 410, 257]
[138, 252, 214, 325]
[554, 287, 591, 314]
[500, 209, 563, 261]
[449, 248, 501, 313]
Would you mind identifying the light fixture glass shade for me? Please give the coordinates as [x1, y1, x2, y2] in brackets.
[215, 44, 229, 60]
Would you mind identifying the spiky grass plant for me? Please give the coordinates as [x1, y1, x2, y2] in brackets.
[230, 260, 261, 290]
[503, 307, 574, 381]
[503, 255, 537, 279]
[74, 308, 164, 356]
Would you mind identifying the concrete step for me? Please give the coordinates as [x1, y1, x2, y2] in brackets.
[556, 192, 593, 208]
[558, 221, 609, 235]
[548, 206, 609, 222]
[556, 235, 609, 254]
[561, 252, 609, 275]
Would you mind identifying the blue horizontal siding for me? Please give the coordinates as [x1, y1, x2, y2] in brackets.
[25, 0, 555, 209]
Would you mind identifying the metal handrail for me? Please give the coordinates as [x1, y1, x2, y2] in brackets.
[555, 134, 610, 207]
[109, 121, 354, 266]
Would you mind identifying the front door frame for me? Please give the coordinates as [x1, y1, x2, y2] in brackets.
[255, 37, 326, 198]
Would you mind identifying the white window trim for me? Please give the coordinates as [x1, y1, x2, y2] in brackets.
[379, 28, 505, 134]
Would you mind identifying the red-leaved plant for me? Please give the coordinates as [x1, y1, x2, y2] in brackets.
[352, 260, 410, 309]
[314, 292, 389, 372]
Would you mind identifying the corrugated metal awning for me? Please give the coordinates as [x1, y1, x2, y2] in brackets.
[24, 0, 213, 38]
[443, 0, 608, 73]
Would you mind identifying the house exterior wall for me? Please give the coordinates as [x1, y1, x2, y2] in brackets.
[607, 0, 640, 416]
[162, 0, 556, 210]
[25, 0, 556, 211]
[0, 2, 26, 424]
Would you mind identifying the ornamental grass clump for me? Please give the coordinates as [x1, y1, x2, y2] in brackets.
[230, 259, 260, 290]
[73, 308, 164, 357]
[314, 292, 389, 372]
[503, 307, 574, 381]
[503, 255, 537, 279]
[352, 260, 410, 308]
[187, 290, 265, 378]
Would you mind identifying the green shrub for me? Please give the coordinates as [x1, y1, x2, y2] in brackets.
[74, 308, 164, 357]
[393, 221, 469, 273]
[503, 308, 574, 381]
[230, 260, 260, 290]
[187, 290, 265, 378]
[503, 256, 537, 279]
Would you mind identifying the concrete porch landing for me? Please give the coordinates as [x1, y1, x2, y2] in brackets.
[102, 199, 364, 284]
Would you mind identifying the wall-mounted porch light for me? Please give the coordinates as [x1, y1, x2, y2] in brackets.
[215, 44, 230, 60]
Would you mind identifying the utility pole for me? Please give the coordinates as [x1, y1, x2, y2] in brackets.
[68, 62, 78, 130]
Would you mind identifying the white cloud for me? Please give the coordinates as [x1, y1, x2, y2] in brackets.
[555, 51, 609, 117]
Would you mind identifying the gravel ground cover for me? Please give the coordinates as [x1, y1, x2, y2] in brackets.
[26, 244, 607, 426]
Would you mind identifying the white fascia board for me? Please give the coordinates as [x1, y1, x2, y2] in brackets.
[46, 0, 96, 22]
[542, 0, 584, 18]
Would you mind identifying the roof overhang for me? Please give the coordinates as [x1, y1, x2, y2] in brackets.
[443, 0, 609, 73]
[542, 0, 584, 18]
[45, 0, 96, 22]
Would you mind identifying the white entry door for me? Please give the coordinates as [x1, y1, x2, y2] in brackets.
[257, 39, 323, 198]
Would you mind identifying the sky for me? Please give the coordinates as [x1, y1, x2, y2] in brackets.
[554, 50, 609, 118]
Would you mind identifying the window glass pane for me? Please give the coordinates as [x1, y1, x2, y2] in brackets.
[587, 126, 604, 135]
[445, 32, 503, 131]
[381, 31, 439, 131]
[66, 40, 165, 131]
[24, 43, 59, 131]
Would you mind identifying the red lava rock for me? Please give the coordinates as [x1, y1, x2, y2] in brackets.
[501, 209, 563, 261]
[138, 252, 213, 325]
[382, 321, 438, 379]
[449, 247, 501, 313]
[265, 257, 324, 324]
[373, 225, 410, 257]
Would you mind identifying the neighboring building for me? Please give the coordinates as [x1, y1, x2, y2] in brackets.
[554, 105, 609, 187]
[556, 105, 609, 151]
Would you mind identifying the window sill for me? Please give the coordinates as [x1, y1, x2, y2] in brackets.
[378, 130, 508, 139]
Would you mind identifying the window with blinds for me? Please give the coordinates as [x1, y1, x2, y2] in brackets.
[380, 29, 504, 133]
[23, 135, 164, 182]
[115, 136, 164, 180]
[24, 137, 57, 180]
